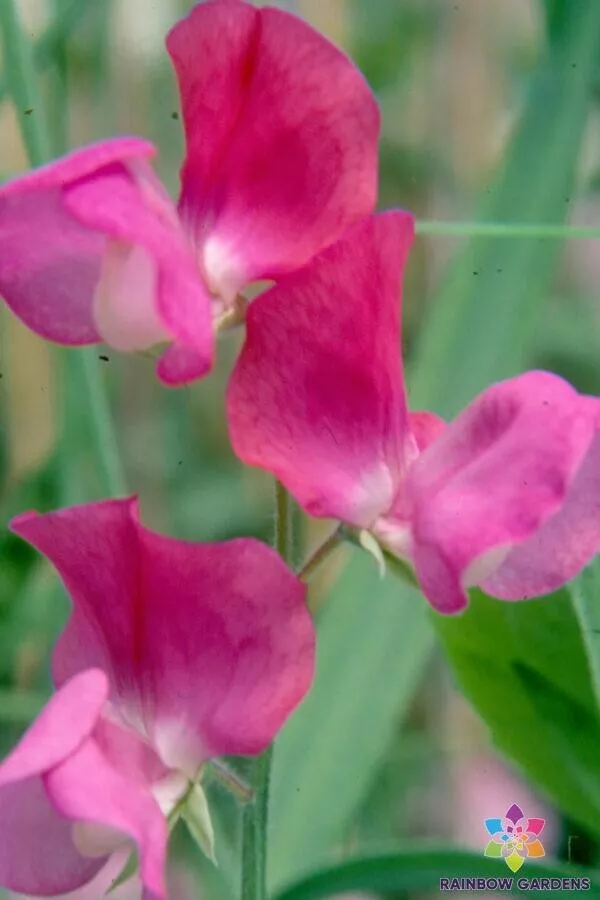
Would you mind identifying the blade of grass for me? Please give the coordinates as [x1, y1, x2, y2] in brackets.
[410, 0, 600, 415]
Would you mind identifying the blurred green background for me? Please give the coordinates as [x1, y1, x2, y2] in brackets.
[2, 1, 600, 898]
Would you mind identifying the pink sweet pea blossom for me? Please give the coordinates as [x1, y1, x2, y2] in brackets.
[0, 0, 379, 385]
[227, 211, 600, 614]
[0, 498, 313, 899]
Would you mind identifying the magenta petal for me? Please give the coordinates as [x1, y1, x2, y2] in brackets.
[45, 737, 167, 900]
[227, 212, 413, 527]
[0, 671, 109, 895]
[156, 342, 212, 386]
[64, 164, 214, 382]
[405, 372, 598, 613]
[484, 424, 600, 599]
[10, 498, 313, 771]
[525, 817, 546, 836]
[168, 0, 380, 297]
[0, 138, 154, 345]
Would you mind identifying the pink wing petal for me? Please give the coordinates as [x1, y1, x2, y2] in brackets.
[64, 164, 214, 384]
[227, 212, 413, 527]
[404, 372, 598, 613]
[0, 669, 108, 788]
[484, 424, 600, 599]
[168, 0, 380, 298]
[10, 498, 313, 772]
[0, 138, 154, 344]
[0, 671, 109, 896]
[45, 736, 167, 900]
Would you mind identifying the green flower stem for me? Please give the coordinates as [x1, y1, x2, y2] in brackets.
[241, 481, 293, 900]
[241, 746, 273, 900]
[298, 527, 344, 582]
[0, 0, 127, 497]
[415, 220, 600, 239]
[275, 479, 292, 560]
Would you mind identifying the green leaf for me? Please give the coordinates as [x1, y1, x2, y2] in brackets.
[268, 551, 433, 892]
[409, 0, 600, 416]
[436, 589, 600, 838]
[571, 558, 600, 713]
[272, 847, 600, 900]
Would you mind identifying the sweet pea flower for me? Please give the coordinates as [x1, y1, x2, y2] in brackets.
[0, 0, 379, 385]
[0, 498, 313, 899]
[227, 211, 600, 614]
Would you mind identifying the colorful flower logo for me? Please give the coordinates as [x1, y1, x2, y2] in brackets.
[484, 803, 545, 872]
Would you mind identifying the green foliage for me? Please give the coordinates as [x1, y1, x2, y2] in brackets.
[409, 0, 600, 416]
[273, 847, 600, 899]
[268, 552, 433, 891]
[437, 588, 600, 838]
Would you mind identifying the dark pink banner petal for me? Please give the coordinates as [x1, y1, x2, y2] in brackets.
[227, 211, 414, 527]
[11, 498, 313, 773]
[168, 0, 380, 297]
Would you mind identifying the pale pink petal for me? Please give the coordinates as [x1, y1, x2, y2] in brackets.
[0, 138, 154, 344]
[168, 0, 380, 298]
[484, 424, 600, 599]
[404, 372, 598, 613]
[64, 165, 214, 384]
[11, 498, 313, 773]
[45, 737, 167, 900]
[227, 212, 413, 527]
[0, 671, 110, 896]
[0, 778, 106, 897]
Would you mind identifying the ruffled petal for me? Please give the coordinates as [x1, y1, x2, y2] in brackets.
[168, 0, 380, 298]
[0, 138, 154, 345]
[64, 162, 214, 384]
[0, 671, 110, 896]
[227, 212, 413, 527]
[10, 498, 313, 773]
[404, 372, 598, 613]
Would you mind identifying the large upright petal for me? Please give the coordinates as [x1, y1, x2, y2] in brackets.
[10, 498, 313, 773]
[403, 372, 599, 613]
[0, 139, 154, 344]
[227, 212, 414, 527]
[168, 0, 380, 299]
[0, 671, 109, 896]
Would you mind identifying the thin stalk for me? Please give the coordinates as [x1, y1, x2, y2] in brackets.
[0, 0, 126, 497]
[415, 220, 600, 239]
[0, 0, 92, 106]
[241, 747, 273, 900]
[298, 527, 344, 582]
[241, 481, 292, 900]
[208, 760, 253, 804]
[274, 479, 292, 560]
